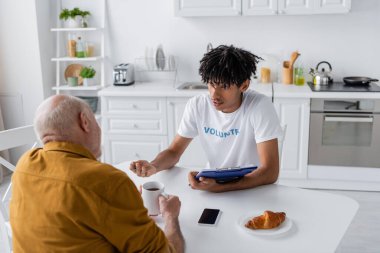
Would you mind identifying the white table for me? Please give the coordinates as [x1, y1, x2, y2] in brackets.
[115, 162, 359, 253]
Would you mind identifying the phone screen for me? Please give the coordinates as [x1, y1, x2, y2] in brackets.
[198, 208, 221, 225]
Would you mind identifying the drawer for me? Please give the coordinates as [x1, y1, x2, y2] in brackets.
[106, 117, 167, 135]
[103, 97, 166, 115]
[104, 135, 168, 165]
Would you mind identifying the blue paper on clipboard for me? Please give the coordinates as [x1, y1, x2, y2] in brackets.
[195, 166, 258, 180]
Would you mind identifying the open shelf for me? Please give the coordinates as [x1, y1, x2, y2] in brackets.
[51, 27, 103, 32]
[51, 56, 103, 62]
[52, 85, 103, 91]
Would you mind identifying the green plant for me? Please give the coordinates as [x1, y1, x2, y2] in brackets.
[80, 66, 96, 78]
[59, 8, 71, 21]
[80, 10, 91, 18]
[59, 7, 91, 20]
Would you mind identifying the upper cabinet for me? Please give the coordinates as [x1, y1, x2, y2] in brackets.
[243, 0, 314, 16]
[175, 0, 350, 16]
[314, 0, 351, 14]
[175, 0, 242, 16]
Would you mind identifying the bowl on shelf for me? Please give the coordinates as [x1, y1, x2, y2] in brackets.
[65, 64, 84, 85]
[77, 96, 98, 113]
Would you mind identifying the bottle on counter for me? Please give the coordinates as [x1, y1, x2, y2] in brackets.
[294, 62, 305, 86]
[76, 36, 85, 58]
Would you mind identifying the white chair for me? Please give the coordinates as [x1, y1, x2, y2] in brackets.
[0, 200, 12, 253]
[0, 125, 39, 250]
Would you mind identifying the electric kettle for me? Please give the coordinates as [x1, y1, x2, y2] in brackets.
[309, 61, 333, 85]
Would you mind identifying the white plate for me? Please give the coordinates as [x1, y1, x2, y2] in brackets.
[238, 213, 293, 237]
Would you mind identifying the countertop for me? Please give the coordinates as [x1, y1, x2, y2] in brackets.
[99, 82, 380, 99]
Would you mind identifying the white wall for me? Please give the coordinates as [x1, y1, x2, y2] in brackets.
[0, 0, 45, 128]
[105, 0, 379, 84]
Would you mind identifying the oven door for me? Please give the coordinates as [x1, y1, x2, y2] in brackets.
[309, 113, 380, 168]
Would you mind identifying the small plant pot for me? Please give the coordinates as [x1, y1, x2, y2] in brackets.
[83, 78, 94, 86]
[65, 17, 81, 28]
[67, 77, 78, 86]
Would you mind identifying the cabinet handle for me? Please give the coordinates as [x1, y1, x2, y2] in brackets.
[278, 10, 285, 14]
[133, 124, 138, 128]
[273, 10, 278, 14]
[132, 104, 137, 109]
[134, 153, 140, 158]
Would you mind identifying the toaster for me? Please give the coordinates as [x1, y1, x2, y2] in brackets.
[113, 63, 135, 86]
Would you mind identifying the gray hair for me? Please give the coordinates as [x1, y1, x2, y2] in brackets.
[34, 95, 91, 140]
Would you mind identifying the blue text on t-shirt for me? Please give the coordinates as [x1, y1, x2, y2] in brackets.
[204, 127, 240, 138]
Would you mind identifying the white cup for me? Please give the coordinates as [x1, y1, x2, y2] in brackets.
[142, 181, 168, 216]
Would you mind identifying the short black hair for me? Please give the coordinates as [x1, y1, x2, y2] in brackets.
[199, 45, 262, 88]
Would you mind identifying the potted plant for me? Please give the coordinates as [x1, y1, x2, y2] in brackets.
[80, 66, 96, 86]
[59, 7, 91, 28]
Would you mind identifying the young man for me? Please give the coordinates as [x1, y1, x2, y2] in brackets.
[11, 95, 184, 253]
[130, 45, 283, 193]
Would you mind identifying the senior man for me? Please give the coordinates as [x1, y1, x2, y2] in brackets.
[10, 95, 184, 253]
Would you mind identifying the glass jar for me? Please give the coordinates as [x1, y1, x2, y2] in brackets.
[294, 66, 305, 86]
[67, 33, 76, 57]
[85, 42, 95, 57]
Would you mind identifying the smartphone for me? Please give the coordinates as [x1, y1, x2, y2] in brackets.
[198, 208, 221, 226]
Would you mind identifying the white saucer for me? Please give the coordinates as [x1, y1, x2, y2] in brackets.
[237, 213, 293, 237]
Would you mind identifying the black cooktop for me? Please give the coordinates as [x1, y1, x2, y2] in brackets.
[308, 82, 380, 92]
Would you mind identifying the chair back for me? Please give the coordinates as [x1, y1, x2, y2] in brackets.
[0, 125, 38, 177]
[0, 200, 12, 253]
[0, 125, 38, 252]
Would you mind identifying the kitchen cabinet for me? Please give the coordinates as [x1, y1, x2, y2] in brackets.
[174, 0, 242, 17]
[101, 96, 168, 164]
[274, 97, 310, 179]
[167, 98, 208, 168]
[175, 0, 350, 16]
[314, 0, 351, 14]
[243, 0, 313, 15]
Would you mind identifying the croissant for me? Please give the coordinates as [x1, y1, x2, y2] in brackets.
[245, 210, 286, 229]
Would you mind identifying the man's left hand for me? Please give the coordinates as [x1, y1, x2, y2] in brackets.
[188, 171, 223, 193]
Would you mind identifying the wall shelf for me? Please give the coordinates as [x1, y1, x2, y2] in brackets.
[51, 56, 103, 62]
[52, 85, 103, 91]
[51, 27, 103, 32]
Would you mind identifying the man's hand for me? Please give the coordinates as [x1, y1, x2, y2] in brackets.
[159, 195, 181, 219]
[129, 160, 157, 177]
[159, 195, 184, 253]
[188, 171, 223, 193]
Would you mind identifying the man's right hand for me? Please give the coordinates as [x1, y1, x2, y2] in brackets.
[129, 160, 157, 177]
[159, 195, 181, 219]
[159, 195, 184, 253]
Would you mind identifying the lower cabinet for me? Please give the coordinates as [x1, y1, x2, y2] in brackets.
[274, 98, 310, 179]
[104, 135, 168, 165]
[167, 98, 208, 168]
[101, 96, 168, 165]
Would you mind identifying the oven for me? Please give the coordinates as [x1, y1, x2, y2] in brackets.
[309, 98, 380, 168]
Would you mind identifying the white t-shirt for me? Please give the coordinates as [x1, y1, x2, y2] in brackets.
[178, 89, 282, 169]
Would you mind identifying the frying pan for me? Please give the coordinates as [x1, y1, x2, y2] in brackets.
[343, 76, 379, 85]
